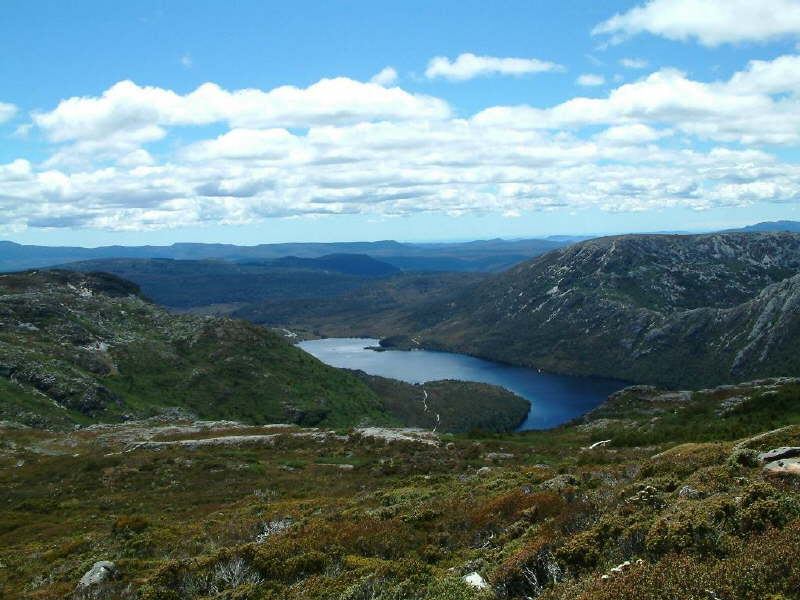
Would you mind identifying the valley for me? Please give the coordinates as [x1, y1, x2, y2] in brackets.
[2, 227, 800, 599]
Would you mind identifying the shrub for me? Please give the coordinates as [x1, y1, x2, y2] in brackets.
[113, 515, 150, 535]
[727, 448, 760, 468]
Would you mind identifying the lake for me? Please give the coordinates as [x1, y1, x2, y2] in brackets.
[298, 338, 629, 430]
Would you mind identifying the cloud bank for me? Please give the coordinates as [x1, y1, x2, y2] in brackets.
[2, 53, 800, 232]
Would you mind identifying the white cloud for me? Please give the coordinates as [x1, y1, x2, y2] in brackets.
[181, 128, 300, 161]
[425, 53, 563, 81]
[13, 123, 32, 138]
[370, 66, 398, 86]
[0, 102, 17, 124]
[3, 56, 800, 233]
[0, 159, 32, 181]
[180, 53, 193, 68]
[594, 0, 800, 47]
[620, 58, 648, 69]
[117, 149, 156, 167]
[474, 58, 800, 145]
[32, 78, 451, 144]
[577, 73, 606, 86]
[724, 54, 800, 94]
[595, 124, 672, 144]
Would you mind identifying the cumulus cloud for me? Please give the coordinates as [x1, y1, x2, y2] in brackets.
[370, 66, 398, 86]
[577, 73, 606, 86]
[425, 53, 563, 81]
[0, 102, 17, 123]
[474, 58, 800, 145]
[0, 159, 32, 181]
[594, 0, 800, 46]
[32, 78, 450, 146]
[180, 128, 300, 161]
[595, 124, 672, 144]
[724, 54, 800, 94]
[3, 57, 800, 233]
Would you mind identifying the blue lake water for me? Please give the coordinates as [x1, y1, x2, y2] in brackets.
[297, 338, 629, 430]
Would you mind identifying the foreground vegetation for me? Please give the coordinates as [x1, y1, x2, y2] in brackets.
[2, 378, 799, 599]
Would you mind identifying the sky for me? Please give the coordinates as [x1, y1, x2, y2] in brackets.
[2, 0, 800, 246]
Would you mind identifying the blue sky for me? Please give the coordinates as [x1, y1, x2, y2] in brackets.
[2, 0, 800, 246]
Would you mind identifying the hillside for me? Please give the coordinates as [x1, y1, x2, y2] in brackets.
[352, 371, 530, 433]
[2, 377, 799, 599]
[233, 271, 487, 337]
[59, 255, 399, 309]
[0, 269, 397, 429]
[391, 232, 800, 389]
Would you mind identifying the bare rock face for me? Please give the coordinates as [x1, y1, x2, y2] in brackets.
[76, 560, 116, 592]
[759, 447, 800, 462]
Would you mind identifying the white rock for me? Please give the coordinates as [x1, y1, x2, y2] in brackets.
[462, 571, 489, 590]
[76, 561, 115, 590]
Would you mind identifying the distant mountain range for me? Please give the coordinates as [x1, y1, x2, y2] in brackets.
[0, 237, 567, 273]
[722, 220, 800, 233]
[4, 221, 799, 274]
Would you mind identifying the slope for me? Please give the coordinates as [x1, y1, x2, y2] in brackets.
[0, 269, 390, 429]
[408, 232, 800, 388]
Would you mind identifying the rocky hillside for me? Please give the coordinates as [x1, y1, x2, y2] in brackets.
[407, 232, 800, 388]
[0, 269, 393, 429]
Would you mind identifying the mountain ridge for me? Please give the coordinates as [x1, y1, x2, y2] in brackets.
[373, 232, 800, 389]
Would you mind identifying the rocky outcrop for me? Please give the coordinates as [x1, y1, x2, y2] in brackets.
[758, 447, 800, 462]
[763, 458, 800, 480]
[76, 560, 116, 593]
[355, 427, 440, 446]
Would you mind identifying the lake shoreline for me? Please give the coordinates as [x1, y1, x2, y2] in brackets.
[299, 337, 629, 430]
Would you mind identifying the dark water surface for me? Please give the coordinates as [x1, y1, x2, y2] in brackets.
[298, 338, 628, 430]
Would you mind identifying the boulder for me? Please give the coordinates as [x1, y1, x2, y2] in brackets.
[758, 447, 800, 462]
[763, 458, 800, 479]
[484, 452, 514, 460]
[540, 474, 579, 491]
[677, 485, 704, 499]
[76, 560, 116, 591]
[462, 571, 490, 590]
[476, 466, 493, 478]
